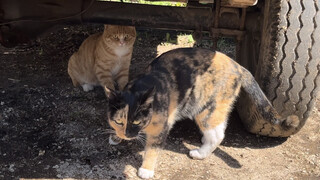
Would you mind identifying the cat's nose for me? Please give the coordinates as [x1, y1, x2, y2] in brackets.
[119, 39, 125, 45]
[125, 129, 138, 138]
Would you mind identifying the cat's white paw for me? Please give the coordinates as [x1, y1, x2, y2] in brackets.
[189, 149, 206, 160]
[201, 136, 205, 144]
[138, 168, 154, 179]
[82, 84, 94, 92]
[109, 135, 121, 145]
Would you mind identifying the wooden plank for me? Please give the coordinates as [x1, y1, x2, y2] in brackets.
[221, 0, 258, 7]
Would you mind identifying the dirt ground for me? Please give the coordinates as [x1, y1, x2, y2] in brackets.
[0, 25, 319, 180]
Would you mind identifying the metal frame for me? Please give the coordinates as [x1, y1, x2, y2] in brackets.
[0, 0, 255, 47]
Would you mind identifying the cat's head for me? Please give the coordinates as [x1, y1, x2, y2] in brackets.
[105, 87, 154, 140]
[103, 25, 136, 47]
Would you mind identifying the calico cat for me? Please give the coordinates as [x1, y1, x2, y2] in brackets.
[67, 25, 136, 92]
[105, 48, 299, 179]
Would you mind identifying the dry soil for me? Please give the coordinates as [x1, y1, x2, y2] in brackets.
[0, 25, 319, 180]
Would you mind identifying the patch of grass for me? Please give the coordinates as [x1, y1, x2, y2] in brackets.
[165, 33, 178, 44]
[177, 34, 195, 45]
[187, 34, 194, 43]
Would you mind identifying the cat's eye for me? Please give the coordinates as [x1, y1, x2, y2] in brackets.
[115, 119, 123, 125]
[132, 120, 141, 125]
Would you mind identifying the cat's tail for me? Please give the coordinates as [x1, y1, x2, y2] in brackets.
[240, 67, 299, 136]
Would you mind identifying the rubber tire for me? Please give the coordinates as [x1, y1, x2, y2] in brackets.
[237, 0, 320, 137]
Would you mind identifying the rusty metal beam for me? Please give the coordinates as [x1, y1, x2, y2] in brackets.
[81, 1, 215, 31]
[211, 28, 245, 36]
[0, 0, 255, 47]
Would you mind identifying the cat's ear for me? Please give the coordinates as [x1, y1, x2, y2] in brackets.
[104, 25, 108, 29]
[140, 87, 155, 105]
[104, 86, 117, 101]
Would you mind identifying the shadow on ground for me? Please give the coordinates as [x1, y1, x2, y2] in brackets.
[0, 25, 287, 179]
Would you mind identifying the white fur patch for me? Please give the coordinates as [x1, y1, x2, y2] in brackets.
[111, 62, 121, 76]
[189, 121, 227, 160]
[114, 47, 129, 57]
[81, 84, 94, 92]
[138, 167, 154, 179]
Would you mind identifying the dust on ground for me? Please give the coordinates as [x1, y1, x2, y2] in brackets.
[0, 25, 319, 180]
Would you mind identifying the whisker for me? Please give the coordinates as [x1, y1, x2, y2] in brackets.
[102, 137, 109, 144]
[136, 134, 146, 147]
[138, 133, 146, 141]
[138, 136, 146, 142]
[134, 103, 142, 114]
[110, 104, 119, 111]
[140, 139, 146, 144]
[136, 137, 145, 147]
[96, 128, 114, 132]
[100, 131, 114, 135]
[99, 129, 115, 135]
[105, 129, 116, 132]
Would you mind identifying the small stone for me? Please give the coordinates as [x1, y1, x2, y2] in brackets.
[302, 170, 306, 173]
[8, 164, 14, 172]
[109, 164, 116, 171]
[52, 165, 59, 169]
[38, 150, 45, 156]
[0, 102, 4, 105]
[87, 170, 93, 176]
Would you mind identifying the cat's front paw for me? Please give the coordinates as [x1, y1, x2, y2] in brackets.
[109, 135, 122, 145]
[189, 149, 206, 160]
[82, 84, 94, 92]
[138, 167, 154, 179]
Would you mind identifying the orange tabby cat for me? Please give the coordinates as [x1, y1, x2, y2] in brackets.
[67, 25, 136, 92]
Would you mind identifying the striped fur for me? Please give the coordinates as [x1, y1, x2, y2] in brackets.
[67, 25, 136, 91]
